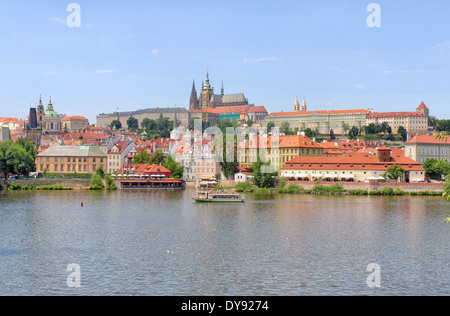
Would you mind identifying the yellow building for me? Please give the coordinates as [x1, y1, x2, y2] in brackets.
[36, 145, 107, 174]
[238, 134, 324, 172]
[61, 116, 90, 132]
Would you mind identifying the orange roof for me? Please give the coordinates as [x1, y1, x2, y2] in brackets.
[368, 112, 427, 118]
[117, 163, 172, 175]
[61, 116, 89, 121]
[269, 109, 369, 117]
[245, 135, 323, 149]
[416, 102, 429, 110]
[282, 153, 424, 172]
[407, 134, 450, 145]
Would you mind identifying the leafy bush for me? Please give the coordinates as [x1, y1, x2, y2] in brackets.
[89, 174, 105, 190]
[278, 184, 303, 194]
[235, 182, 254, 192]
[105, 175, 117, 191]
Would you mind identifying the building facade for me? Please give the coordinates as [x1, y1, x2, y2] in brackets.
[96, 107, 189, 129]
[107, 140, 136, 174]
[263, 108, 369, 135]
[36, 145, 107, 174]
[281, 148, 425, 183]
[405, 135, 450, 164]
[61, 116, 90, 132]
[238, 134, 325, 173]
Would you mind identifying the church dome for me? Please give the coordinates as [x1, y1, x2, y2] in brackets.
[45, 110, 60, 118]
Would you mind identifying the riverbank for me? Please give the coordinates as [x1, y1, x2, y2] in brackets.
[217, 181, 444, 197]
[0, 178, 90, 190]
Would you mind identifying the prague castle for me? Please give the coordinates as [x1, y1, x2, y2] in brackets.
[189, 71, 249, 111]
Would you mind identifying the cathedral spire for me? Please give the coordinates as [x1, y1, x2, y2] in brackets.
[189, 80, 199, 110]
[221, 80, 224, 96]
[293, 96, 300, 111]
[301, 97, 307, 112]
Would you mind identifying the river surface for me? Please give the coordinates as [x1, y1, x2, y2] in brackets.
[0, 189, 449, 296]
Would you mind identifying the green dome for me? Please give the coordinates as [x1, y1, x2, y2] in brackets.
[45, 110, 60, 118]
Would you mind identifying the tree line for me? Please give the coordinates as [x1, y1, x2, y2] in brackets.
[0, 138, 37, 179]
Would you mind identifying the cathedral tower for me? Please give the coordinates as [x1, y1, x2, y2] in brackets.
[189, 80, 199, 111]
[200, 71, 214, 110]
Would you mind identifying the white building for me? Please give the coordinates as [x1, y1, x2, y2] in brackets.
[405, 135, 450, 164]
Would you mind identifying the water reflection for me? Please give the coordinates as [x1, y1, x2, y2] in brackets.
[0, 189, 449, 295]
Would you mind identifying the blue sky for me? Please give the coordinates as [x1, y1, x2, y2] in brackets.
[0, 0, 449, 123]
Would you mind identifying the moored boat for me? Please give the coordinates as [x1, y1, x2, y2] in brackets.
[194, 191, 245, 203]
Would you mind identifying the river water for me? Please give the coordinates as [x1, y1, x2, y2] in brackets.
[0, 189, 449, 296]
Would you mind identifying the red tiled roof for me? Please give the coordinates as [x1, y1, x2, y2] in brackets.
[416, 102, 429, 110]
[117, 164, 172, 175]
[269, 109, 369, 117]
[367, 112, 427, 118]
[282, 153, 424, 172]
[406, 134, 450, 145]
[61, 116, 89, 121]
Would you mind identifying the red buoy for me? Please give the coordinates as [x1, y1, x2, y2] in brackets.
[81, 202, 84, 207]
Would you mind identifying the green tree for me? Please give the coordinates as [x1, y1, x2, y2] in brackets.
[105, 174, 117, 191]
[96, 166, 105, 178]
[127, 116, 139, 132]
[329, 129, 336, 140]
[280, 122, 291, 135]
[398, 126, 407, 142]
[163, 156, 184, 179]
[89, 174, 105, 190]
[0, 140, 35, 178]
[110, 120, 122, 130]
[386, 164, 405, 182]
[133, 151, 152, 164]
[266, 122, 276, 135]
[141, 118, 157, 131]
[252, 156, 277, 188]
[149, 151, 165, 165]
[348, 126, 359, 139]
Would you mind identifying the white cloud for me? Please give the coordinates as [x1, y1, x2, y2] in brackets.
[354, 84, 366, 90]
[95, 69, 116, 74]
[152, 49, 159, 56]
[243, 57, 278, 63]
[426, 40, 450, 51]
[43, 72, 57, 76]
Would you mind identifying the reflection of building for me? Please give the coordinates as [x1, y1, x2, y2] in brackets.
[281, 147, 425, 183]
[405, 135, 450, 164]
[36, 145, 107, 174]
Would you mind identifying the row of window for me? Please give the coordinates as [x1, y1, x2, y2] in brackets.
[39, 157, 104, 163]
[39, 164, 104, 172]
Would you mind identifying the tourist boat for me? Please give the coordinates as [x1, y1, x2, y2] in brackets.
[193, 191, 245, 203]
